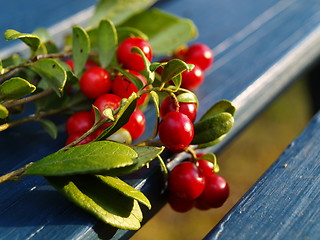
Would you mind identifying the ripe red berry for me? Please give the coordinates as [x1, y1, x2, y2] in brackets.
[64, 59, 99, 72]
[168, 161, 205, 200]
[79, 67, 112, 99]
[93, 93, 122, 118]
[185, 43, 214, 70]
[160, 96, 197, 122]
[112, 70, 148, 107]
[181, 63, 204, 90]
[196, 174, 229, 208]
[168, 193, 195, 213]
[196, 159, 215, 178]
[66, 111, 94, 135]
[117, 37, 152, 71]
[123, 109, 146, 140]
[158, 112, 194, 152]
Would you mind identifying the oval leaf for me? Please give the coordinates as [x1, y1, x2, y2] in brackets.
[0, 104, 8, 119]
[200, 100, 236, 121]
[72, 26, 90, 76]
[98, 19, 118, 68]
[47, 175, 142, 230]
[4, 29, 40, 52]
[192, 112, 234, 145]
[161, 59, 193, 84]
[96, 175, 151, 209]
[32, 59, 67, 96]
[38, 119, 58, 139]
[25, 141, 138, 176]
[0, 77, 36, 100]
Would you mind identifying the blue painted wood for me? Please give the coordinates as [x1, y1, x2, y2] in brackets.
[204, 111, 320, 240]
[1, 0, 320, 239]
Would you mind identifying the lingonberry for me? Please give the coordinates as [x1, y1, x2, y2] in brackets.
[196, 174, 229, 208]
[196, 159, 215, 178]
[112, 70, 148, 107]
[107, 128, 132, 144]
[116, 37, 152, 71]
[92, 93, 122, 130]
[181, 63, 204, 90]
[65, 131, 96, 146]
[158, 111, 194, 152]
[79, 66, 112, 99]
[168, 161, 205, 200]
[64, 59, 99, 72]
[160, 96, 197, 122]
[66, 111, 94, 136]
[184, 43, 214, 71]
[123, 109, 146, 140]
[168, 192, 195, 213]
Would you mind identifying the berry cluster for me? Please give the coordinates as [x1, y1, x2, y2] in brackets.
[168, 154, 229, 212]
[65, 37, 150, 146]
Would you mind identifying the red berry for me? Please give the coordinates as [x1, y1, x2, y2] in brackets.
[181, 63, 204, 90]
[65, 131, 96, 146]
[160, 96, 197, 122]
[93, 93, 121, 118]
[196, 159, 215, 178]
[66, 111, 94, 135]
[196, 174, 229, 208]
[79, 67, 112, 99]
[168, 161, 205, 200]
[112, 70, 148, 106]
[64, 59, 99, 72]
[123, 109, 146, 140]
[158, 112, 194, 152]
[185, 43, 214, 70]
[168, 193, 195, 213]
[117, 37, 152, 71]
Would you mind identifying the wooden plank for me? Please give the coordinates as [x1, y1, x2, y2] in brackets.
[1, 0, 320, 239]
[204, 111, 320, 240]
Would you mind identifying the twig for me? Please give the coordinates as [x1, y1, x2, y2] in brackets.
[0, 162, 33, 183]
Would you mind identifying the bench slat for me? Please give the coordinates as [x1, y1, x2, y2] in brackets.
[204, 111, 320, 240]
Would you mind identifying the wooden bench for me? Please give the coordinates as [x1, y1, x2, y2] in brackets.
[1, 0, 320, 239]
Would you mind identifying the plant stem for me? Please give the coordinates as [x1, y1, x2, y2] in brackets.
[0, 162, 33, 183]
[3, 89, 54, 108]
[185, 147, 198, 161]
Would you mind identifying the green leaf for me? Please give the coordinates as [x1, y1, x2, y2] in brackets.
[121, 8, 198, 55]
[0, 59, 2, 73]
[4, 29, 41, 52]
[89, 0, 157, 27]
[32, 59, 67, 96]
[196, 134, 226, 149]
[97, 93, 137, 140]
[150, 91, 160, 118]
[114, 66, 144, 90]
[98, 19, 118, 68]
[104, 146, 164, 176]
[96, 175, 151, 209]
[0, 104, 8, 119]
[117, 26, 148, 43]
[38, 119, 58, 139]
[72, 26, 90, 76]
[161, 59, 193, 84]
[131, 46, 154, 84]
[47, 175, 143, 230]
[25, 141, 138, 176]
[0, 77, 36, 100]
[200, 100, 236, 121]
[192, 112, 234, 145]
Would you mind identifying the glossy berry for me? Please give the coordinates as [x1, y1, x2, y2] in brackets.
[160, 96, 197, 122]
[123, 109, 146, 140]
[65, 131, 96, 146]
[107, 128, 132, 144]
[158, 112, 194, 152]
[168, 161, 205, 200]
[64, 59, 99, 72]
[168, 193, 195, 213]
[93, 93, 121, 117]
[181, 63, 204, 90]
[66, 111, 94, 135]
[79, 67, 112, 99]
[185, 43, 214, 70]
[117, 37, 152, 71]
[112, 70, 148, 106]
[196, 174, 229, 208]
[196, 159, 215, 178]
